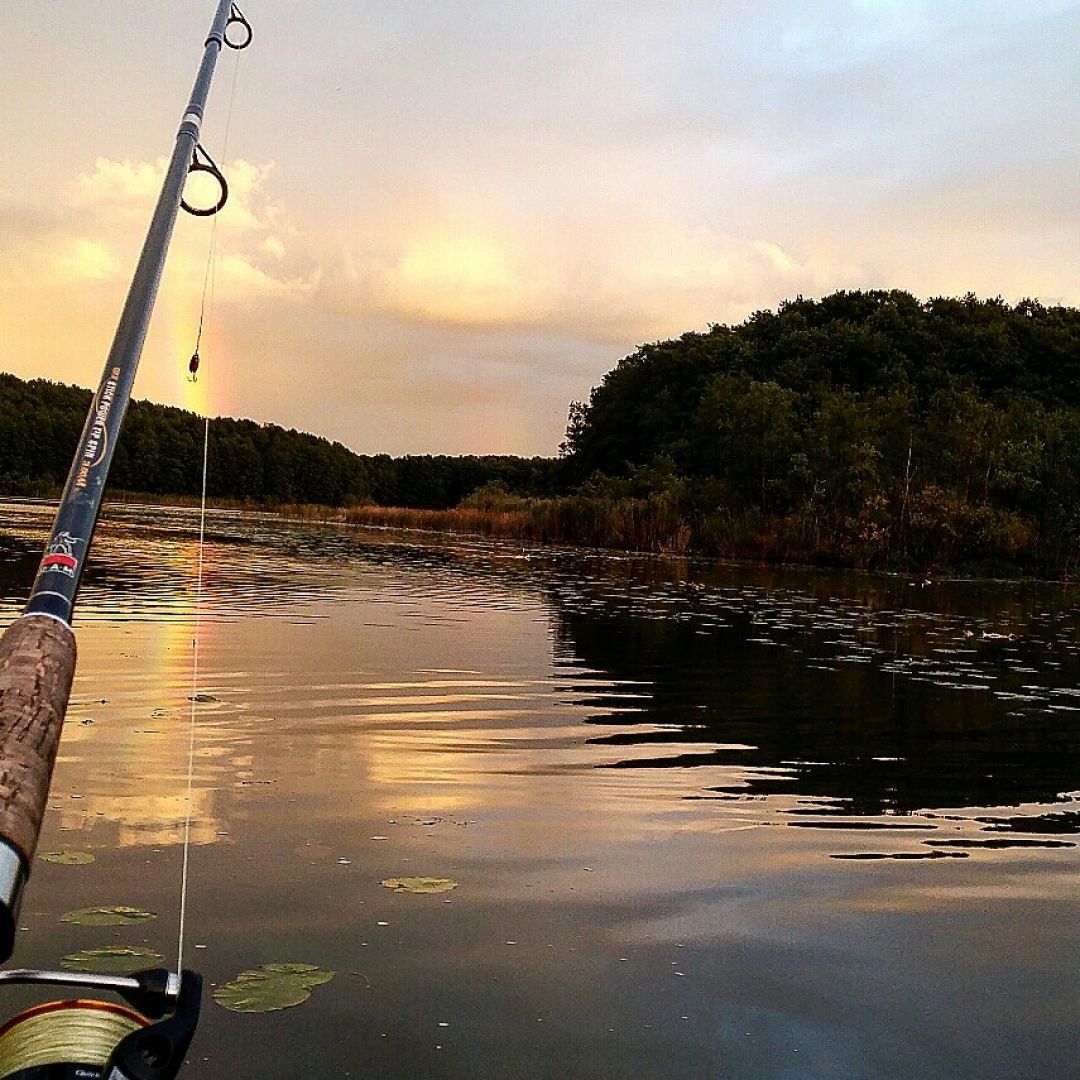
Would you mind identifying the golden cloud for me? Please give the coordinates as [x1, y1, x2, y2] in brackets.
[52, 155, 316, 305]
[0, 153, 318, 414]
[71, 157, 166, 210]
[373, 228, 559, 326]
[321, 202, 864, 344]
[54, 238, 122, 283]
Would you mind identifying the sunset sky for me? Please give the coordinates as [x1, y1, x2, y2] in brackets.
[2, 0, 1078, 456]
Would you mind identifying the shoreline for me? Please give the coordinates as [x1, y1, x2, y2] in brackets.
[3, 493, 1073, 587]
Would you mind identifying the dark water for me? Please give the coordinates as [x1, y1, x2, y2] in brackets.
[0, 500, 1077, 1080]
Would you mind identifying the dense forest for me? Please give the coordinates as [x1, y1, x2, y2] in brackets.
[4, 290, 1080, 574]
[0, 373, 558, 509]
[555, 290, 1080, 574]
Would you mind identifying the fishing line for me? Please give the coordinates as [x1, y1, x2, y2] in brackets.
[189, 45, 241, 381]
[176, 419, 208, 977]
[177, 42, 243, 977]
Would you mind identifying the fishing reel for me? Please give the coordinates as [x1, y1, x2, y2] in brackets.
[0, 968, 200, 1080]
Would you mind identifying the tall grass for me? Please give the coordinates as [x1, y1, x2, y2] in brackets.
[340, 494, 693, 553]
[337, 491, 1065, 576]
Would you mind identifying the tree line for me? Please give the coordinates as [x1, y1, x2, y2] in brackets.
[0, 372, 559, 509]
[561, 290, 1080, 573]
[4, 289, 1080, 574]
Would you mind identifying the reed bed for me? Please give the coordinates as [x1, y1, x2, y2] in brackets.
[341, 496, 693, 554]
[334, 495, 1060, 576]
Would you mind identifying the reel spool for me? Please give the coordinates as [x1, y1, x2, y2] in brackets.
[0, 970, 200, 1080]
[0, 998, 146, 1078]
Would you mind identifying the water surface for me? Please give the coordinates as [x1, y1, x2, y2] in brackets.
[1, 500, 1077, 1079]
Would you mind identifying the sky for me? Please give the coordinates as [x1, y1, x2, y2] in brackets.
[1, 0, 1078, 457]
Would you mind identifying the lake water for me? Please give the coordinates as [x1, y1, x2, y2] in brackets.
[0, 500, 1077, 1079]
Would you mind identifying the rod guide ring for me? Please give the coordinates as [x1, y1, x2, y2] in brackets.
[180, 144, 228, 218]
[224, 5, 252, 49]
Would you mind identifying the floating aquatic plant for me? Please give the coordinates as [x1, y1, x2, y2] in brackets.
[213, 963, 334, 1014]
[380, 876, 458, 894]
[60, 906, 156, 927]
[61, 946, 164, 974]
[40, 851, 95, 865]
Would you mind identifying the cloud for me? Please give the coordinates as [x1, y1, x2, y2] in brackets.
[317, 196, 864, 346]
[0, 153, 319, 435]
[371, 226, 558, 328]
[55, 238, 122, 283]
[214, 251, 317, 301]
[4, 0, 1079, 458]
[550, 217, 865, 341]
[71, 157, 165, 210]
[54, 155, 317, 304]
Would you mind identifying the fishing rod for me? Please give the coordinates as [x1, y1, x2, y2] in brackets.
[0, 2, 251, 1075]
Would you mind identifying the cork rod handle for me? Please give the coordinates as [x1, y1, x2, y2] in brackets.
[0, 616, 77, 959]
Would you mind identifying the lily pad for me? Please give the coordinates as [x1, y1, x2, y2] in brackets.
[40, 851, 95, 866]
[61, 945, 165, 974]
[60, 905, 157, 927]
[213, 963, 335, 1014]
[262, 962, 335, 987]
[380, 876, 458, 895]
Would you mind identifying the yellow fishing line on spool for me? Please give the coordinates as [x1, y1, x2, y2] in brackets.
[0, 999, 145, 1077]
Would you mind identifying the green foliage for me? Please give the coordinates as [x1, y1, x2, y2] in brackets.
[0, 373, 561, 509]
[563, 291, 1080, 574]
[213, 963, 334, 1014]
[380, 876, 459, 893]
[61, 946, 164, 973]
[39, 851, 95, 865]
[60, 905, 156, 926]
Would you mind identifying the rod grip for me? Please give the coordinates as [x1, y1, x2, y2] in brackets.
[0, 615, 77, 959]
